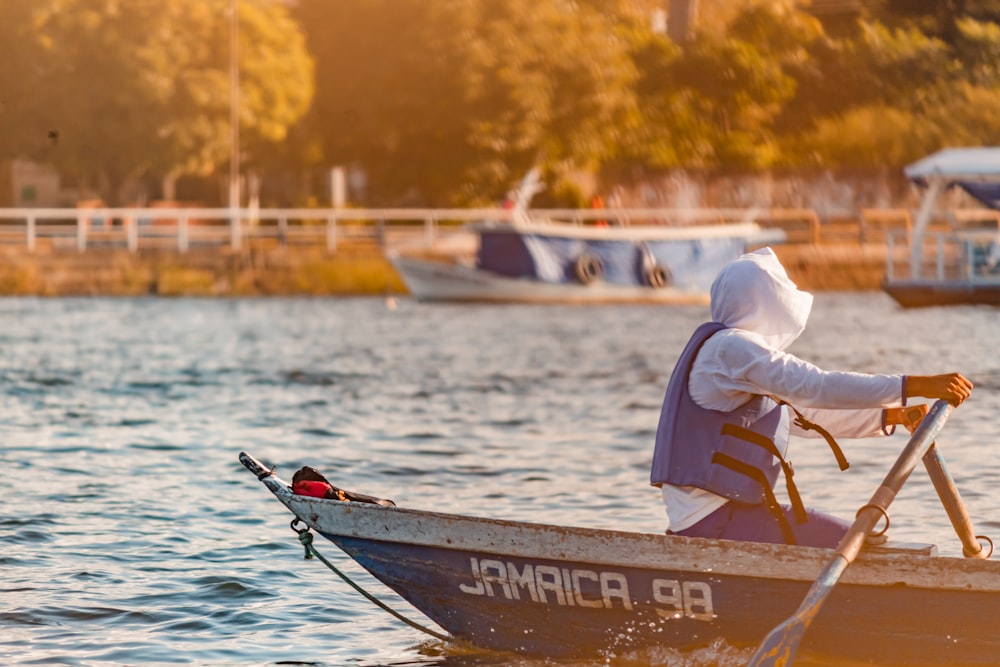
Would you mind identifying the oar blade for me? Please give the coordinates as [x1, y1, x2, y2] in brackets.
[745, 400, 954, 666]
[746, 615, 807, 667]
[748, 583, 834, 667]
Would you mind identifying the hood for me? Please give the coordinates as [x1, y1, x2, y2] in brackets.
[709, 247, 812, 351]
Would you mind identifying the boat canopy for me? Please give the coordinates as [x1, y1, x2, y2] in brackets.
[901, 148, 1000, 279]
[905, 147, 1000, 210]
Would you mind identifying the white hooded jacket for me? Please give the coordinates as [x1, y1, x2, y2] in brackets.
[662, 247, 905, 531]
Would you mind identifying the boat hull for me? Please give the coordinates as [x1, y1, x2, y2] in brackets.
[882, 281, 1000, 308]
[332, 534, 999, 663]
[389, 256, 711, 305]
[388, 219, 782, 304]
[883, 280, 1000, 308]
[241, 453, 1000, 665]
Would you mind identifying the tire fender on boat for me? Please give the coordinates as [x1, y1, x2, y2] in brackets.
[574, 254, 604, 285]
[645, 264, 670, 288]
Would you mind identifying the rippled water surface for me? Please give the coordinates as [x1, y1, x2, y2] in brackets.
[3, 294, 999, 666]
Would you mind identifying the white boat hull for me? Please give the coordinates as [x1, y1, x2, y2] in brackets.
[389, 255, 711, 305]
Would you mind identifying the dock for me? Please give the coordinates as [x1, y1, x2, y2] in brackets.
[0, 206, 993, 296]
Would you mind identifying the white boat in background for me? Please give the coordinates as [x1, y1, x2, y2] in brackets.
[883, 148, 1000, 307]
[389, 170, 784, 305]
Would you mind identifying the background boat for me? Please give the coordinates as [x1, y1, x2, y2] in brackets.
[390, 170, 784, 304]
[883, 148, 1000, 307]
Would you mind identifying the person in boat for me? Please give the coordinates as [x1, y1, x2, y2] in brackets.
[650, 247, 974, 548]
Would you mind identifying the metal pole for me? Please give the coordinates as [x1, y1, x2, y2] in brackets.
[228, 0, 240, 233]
[911, 180, 944, 279]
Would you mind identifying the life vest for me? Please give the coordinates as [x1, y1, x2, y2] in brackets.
[292, 478, 338, 499]
[650, 322, 831, 543]
[290, 466, 397, 506]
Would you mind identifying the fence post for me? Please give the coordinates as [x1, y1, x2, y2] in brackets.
[425, 215, 436, 248]
[279, 216, 287, 246]
[127, 216, 138, 253]
[326, 215, 337, 252]
[179, 217, 189, 253]
[27, 215, 36, 253]
[936, 234, 944, 280]
[76, 213, 87, 252]
[230, 210, 242, 250]
[963, 238, 973, 280]
[886, 233, 894, 282]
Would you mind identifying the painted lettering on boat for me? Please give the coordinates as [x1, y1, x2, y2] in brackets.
[458, 557, 714, 620]
[651, 578, 714, 621]
[459, 557, 631, 609]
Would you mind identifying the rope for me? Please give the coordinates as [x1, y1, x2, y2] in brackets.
[292, 521, 451, 642]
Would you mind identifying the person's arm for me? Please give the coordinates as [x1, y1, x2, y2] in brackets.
[904, 373, 974, 406]
[695, 334, 972, 417]
[883, 373, 974, 434]
[719, 337, 904, 409]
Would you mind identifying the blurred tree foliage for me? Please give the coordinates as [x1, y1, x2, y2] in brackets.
[619, 0, 821, 169]
[294, 0, 639, 205]
[3, 0, 1000, 204]
[0, 0, 311, 204]
[784, 2, 1000, 167]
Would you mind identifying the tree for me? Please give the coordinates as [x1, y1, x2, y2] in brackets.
[623, 1, 819, 169]
[782, 11, 1000, 167]
[0, 0, 312, 204]
[294, 0, 638, 205]
[0, 1, 53, 164]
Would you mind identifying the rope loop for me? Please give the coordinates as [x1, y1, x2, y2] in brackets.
[291, 519, 313, 559]
[969, 535, 994, 559]
[855, 503, 890, 537]
[287, 522, 451, 642]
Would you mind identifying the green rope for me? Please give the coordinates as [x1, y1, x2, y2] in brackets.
[296, 529, 451, 642]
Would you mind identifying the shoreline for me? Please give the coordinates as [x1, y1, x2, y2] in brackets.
[0, 244, 888, 297]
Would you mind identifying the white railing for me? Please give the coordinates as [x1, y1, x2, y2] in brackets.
[887, 228, 1000, 283]
[0, 207, 507, 254]
[2, 206, 995, 254]
[0, 206, 830, 253]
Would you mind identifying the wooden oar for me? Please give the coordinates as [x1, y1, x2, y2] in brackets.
[746, 399, 955, 667]
[922, 444, 988, 558]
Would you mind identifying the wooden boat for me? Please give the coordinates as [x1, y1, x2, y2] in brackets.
[883, 147, 1000, 307]
[389, 170, 783, 304]
[240, 403, 999, 665]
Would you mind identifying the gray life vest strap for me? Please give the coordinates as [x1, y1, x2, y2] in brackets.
[777, 400, 850, 471]
[711, 451, 797, 545]
[720, 422, 808, 524]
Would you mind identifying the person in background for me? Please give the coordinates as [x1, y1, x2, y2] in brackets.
[650, 247, 973, 548]
[590, 193, 608, 226]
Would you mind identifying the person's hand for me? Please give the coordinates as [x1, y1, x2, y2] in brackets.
[906, 373, 974, 406]
[885, 404, 929, 433]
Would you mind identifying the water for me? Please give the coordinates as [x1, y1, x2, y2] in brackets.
[2, 294, 999, 667]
